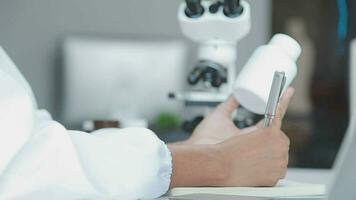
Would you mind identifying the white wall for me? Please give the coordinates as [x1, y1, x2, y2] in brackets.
[0, 0, 271, 119]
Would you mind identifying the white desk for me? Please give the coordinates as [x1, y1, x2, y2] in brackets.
[161, 168, 332, 199]
[286, 168, 332, 185]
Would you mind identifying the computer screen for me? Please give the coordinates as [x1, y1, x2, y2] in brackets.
[61, 36, 188, 128]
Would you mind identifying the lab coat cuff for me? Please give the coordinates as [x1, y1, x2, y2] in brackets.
[160, 141, 173, 196]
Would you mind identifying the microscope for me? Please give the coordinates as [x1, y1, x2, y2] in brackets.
[169, 0, 257, 131]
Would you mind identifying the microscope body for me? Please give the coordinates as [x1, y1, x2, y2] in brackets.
[170, 0, 253, 131]
[178, 1, 250, 44]
[172, 0, 251, 106]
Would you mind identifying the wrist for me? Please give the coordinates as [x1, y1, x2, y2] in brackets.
[168, 144, 227, 188]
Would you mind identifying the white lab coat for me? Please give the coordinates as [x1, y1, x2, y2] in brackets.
[0, 47, 172, 199]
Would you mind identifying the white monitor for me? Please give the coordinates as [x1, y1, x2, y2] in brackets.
[326, 39, 356, 199]
[61, 36, 188, 127]
[350, 39, 356, 117]
[327, 115, 356, 199]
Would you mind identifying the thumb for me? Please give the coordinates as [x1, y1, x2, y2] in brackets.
[272, 87, 295, 129]
[216, 95, 240, 116]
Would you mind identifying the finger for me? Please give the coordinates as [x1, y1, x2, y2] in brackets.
[281, 154, 289, 179]
[256, 119, 264, 128]
[272, 87, 295, 129]
[238, 126, 258, 135]
[278, 87, 295, 120]
[216, 95, 240, 116]
[280, 165, 288, 179]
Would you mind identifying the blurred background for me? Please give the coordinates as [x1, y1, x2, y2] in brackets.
[0, 0, 355, 169]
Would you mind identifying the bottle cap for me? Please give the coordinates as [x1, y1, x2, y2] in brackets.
[269, 33, 302, 62]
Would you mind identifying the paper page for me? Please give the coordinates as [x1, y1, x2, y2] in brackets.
[168, 180, 325, 198]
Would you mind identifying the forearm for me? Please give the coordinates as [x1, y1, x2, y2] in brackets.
[168, 144, 226, 188]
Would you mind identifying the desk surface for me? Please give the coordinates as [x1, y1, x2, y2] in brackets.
[162, 168, 332, 200]
[285, 168, 332, 184]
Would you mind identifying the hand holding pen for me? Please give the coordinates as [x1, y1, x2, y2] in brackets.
[264, 71, 287, 127]
[258, 79, 294, 128]
[253, 84, 295, 129]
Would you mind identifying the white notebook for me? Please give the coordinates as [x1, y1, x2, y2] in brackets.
[168, 180, 325, 198]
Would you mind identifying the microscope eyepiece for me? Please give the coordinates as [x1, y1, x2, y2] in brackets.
[223, 0, 243, 17]
[185, 0, 204, 18]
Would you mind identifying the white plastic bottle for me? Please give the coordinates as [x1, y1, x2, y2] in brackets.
[234, 33, 302, 114]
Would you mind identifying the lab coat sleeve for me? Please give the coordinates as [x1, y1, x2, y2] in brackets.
[0, 47, 173, 199]
[0, 68, 34, 178]
[0, 47, 38, 108]
[68, 127, 173, 199]
[0, 121, 172, 199]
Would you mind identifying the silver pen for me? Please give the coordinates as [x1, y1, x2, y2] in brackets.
[264, 71, 286, 127]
